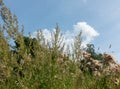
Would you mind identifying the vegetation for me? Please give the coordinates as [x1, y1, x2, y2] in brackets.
[0, 0, 120, 89]
[85, 44, 104, 60]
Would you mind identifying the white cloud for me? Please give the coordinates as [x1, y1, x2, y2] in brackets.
[73, 22, 99, 47]
[32, 29, 52, 45]
[42, 29, 52, 42]
[32, 22, 99, 51]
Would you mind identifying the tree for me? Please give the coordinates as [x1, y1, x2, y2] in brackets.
[85, 44, 103, 60]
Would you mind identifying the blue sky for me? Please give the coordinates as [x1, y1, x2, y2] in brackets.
[2, 0, 120, 62]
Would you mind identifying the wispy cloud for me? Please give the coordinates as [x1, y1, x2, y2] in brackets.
[32, 22, 99, 50]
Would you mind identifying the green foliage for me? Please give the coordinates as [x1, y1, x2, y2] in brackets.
[85, 44, 104, 60]
[0, 0, 120, 89]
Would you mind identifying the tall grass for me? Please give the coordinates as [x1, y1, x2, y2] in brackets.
[0, 0, 120, 89]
